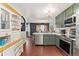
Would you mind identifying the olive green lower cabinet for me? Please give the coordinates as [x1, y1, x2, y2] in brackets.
[55, 35, 60, 47]
[43, 35, 56, 45]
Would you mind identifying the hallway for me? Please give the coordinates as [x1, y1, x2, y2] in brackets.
[21, 37, 64, 56]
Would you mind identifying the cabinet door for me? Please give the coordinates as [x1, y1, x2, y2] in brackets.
[65, 6, 73, 18]
[3, 46, 15, 56]
[43, 35, 50, 45]
[55, 35, 60, 47]
[35, 35, 43, 44]
[49, 35, 56, 45]
[73, 3, 79, 14]
[60, 12, 65, 28]
[55, 12, 65, 28]
[55, 16, 61, 28]
[43, 35, 56, 45]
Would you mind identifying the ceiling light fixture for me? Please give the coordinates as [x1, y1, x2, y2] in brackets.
[44, 7, 56, 14]
[43, 6, 56, 17]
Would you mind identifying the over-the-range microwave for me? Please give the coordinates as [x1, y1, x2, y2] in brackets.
[64, 16, 76, 27]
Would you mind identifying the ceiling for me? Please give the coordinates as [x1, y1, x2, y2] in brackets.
[10, 3, 73, 21]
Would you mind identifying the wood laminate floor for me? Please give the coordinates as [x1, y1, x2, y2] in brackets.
[21, 37, 63, 56]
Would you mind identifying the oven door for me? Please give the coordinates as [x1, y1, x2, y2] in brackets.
[59, 39, 70, 55]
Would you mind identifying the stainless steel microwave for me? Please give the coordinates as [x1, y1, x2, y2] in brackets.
[64, 16, 76, 27]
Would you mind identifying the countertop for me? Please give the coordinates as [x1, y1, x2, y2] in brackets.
[33, 32, 76, 42]
[33, 32, 62, 35]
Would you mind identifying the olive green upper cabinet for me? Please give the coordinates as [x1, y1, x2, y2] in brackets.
[65, 6, 73, 18]
[59, 12, 65, 27]
[55, 15, 61, 28]
[73, 3, 79, 14]
[55, 12, 65, 28]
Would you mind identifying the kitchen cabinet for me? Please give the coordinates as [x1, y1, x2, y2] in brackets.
[73, 3, 79, 14]
[33, 33, 56, 45]
[60, 12, 65, 27]
[55, 12, 65, 28]
[55, 35, 60, 47]
[43, 35, 56, 45]
[65, 6, 73, 19]
[43, 35, 50, 45]
[55, 15, 61, 28]
[34, 34, 43, 45]
[49, 35, 56, 45]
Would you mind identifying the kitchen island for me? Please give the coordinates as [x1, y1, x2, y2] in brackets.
[33, 32, 61, 45]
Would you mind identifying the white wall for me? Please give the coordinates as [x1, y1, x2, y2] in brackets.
[27, 18, 50, 23]
[49, 17, 56, 28]
[76, 12, 79, 49]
